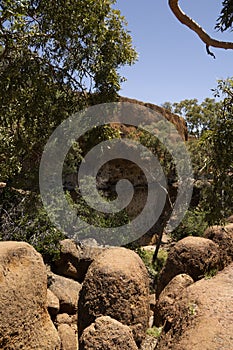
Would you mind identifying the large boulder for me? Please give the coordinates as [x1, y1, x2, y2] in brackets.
[155, 274, 194, 326]
[157, 263, 233, 350]
[79, 316, 138, 350]
[156, 236, 220, 297]
[53, 239, 105, 282]
[204, 223, 233, 268]
[0, 241, 60, 349]
[78, 247, 150, 345]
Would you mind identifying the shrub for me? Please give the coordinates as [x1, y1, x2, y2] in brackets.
[146, 326, 163, 338]
[171, 209, 208, 241]
[135, 247, 168, 290]
[0, 187, 65, 262]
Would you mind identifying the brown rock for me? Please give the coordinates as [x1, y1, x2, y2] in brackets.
[53, 239, 105, 282]
[56, 313, 74, 326]
[140, 335, 158, 350]
[204, 223, 233, 268]
[57, 324, 78, 350]
[157, 263, 233, 350]
[78, 247, 150, 346]
[63, 98, 188, 247]
[47, 289, 60, 316]
[119, 96, 188, 141]
[226, 214, 233, 223]
[156, 237, 220, 297]
[149, 293, 156, 312]
[155, 274, 194, 326]
[79, 316, 138, 350]
[0, 241, 61, 349]
[48, 271, 82, 314]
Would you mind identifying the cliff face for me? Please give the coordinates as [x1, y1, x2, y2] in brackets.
[98, 97, 188, 245]
[65, 97, 189, 246]
[119, 96, 188, 141]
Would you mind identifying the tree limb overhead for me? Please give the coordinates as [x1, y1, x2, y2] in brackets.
[168, 0, 233, 57]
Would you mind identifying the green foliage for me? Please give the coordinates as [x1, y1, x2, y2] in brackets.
[135, 247, 168, 281]
[215, 0, 233, 32]
[0, 0, 137, 188]
[163, 78, 233, 225]
[63, 124, 121, 175]
[188, 303, 198, 316]
[171, 209, 208, 241]
[0, 187, 65, 261]
[65, 188, 130, 245]
[154, 248, 168, 273]
[0, 0, 136, 256]
[129, 126, 176, 182]
[199, 79, 233, 223]
[0, 181, 130, 260]
[146, 326, 163, 338]
[162, 98, 219, 138]
[204, 268, 218, 280]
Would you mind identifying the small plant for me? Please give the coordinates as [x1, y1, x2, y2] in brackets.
[188, 303, 198, 316]
[0, 187, 65, 262]
[204, 268, 218, 279]
[171, 208, 209, 241]
[154, 248, 168, 273]
[135, 247, 168, 292]
[135, 248, 157, 279]
[146, 326, 163, 338]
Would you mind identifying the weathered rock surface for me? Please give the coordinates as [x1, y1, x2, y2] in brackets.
[53, 239, 105, 282]
[56, 313, 77, 326]
[155, 274, 194, 326]
[140, 334, 158, 350]
[149, 293, 156, 312]
[47, 289, 60, 316]
[79, 316, 138, 350]
[55, 313, 78, 349]
[78, 247, 150, 345]
[48, 270, 82, 314]
[157, 263, 233, 350]
[156, 236, 220, 297]
[57, 323, 78, 350]
[226, 214, 233, 223]
[0, 241, 60, 349]
[204, 223, 233, 268]
[119, 96, 188, 141]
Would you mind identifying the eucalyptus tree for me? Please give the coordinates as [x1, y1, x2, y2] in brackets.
[0, 0, 137, 187]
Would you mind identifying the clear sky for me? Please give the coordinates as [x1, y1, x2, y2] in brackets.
[116, 0, 233, 106]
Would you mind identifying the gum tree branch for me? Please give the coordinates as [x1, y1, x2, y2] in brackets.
[168, 0, 233, 58]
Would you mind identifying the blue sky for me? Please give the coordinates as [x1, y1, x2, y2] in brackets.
[116, 0, 233, 106]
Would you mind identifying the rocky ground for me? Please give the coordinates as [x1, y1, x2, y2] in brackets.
[157, 262, 233, 349]
[0, 221, 233, 349]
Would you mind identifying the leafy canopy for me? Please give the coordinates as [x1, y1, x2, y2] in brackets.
[0, 0, 137, 259]
[163, 78, 233, 225]
[0, 0, 137, 187]
[216, 0, 233, 32]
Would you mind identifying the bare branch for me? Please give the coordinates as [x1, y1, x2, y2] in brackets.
[168, 0, 233, 57]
